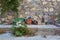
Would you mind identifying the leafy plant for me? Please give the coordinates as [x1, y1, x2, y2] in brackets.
[11, 23, 35, 37]
[1, 0, 23, 17]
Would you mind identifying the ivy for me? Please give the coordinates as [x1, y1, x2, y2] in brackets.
[1, 0, 23, 17]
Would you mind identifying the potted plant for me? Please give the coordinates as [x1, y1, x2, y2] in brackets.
[11, 18, 35, 37]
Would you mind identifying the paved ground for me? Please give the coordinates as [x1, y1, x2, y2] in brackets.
[0, 33, 60, 40]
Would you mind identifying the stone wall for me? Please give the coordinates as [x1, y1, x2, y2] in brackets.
[17, 0, 60, 25]
[1, 0, 60, 24]
[19, 0, 60, 16]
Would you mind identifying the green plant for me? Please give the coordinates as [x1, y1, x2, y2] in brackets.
[11, 24, 26, 36]
[11, 24, 35, 37]
[1, 0, 23, 17]
[11, 17, 35, 37]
